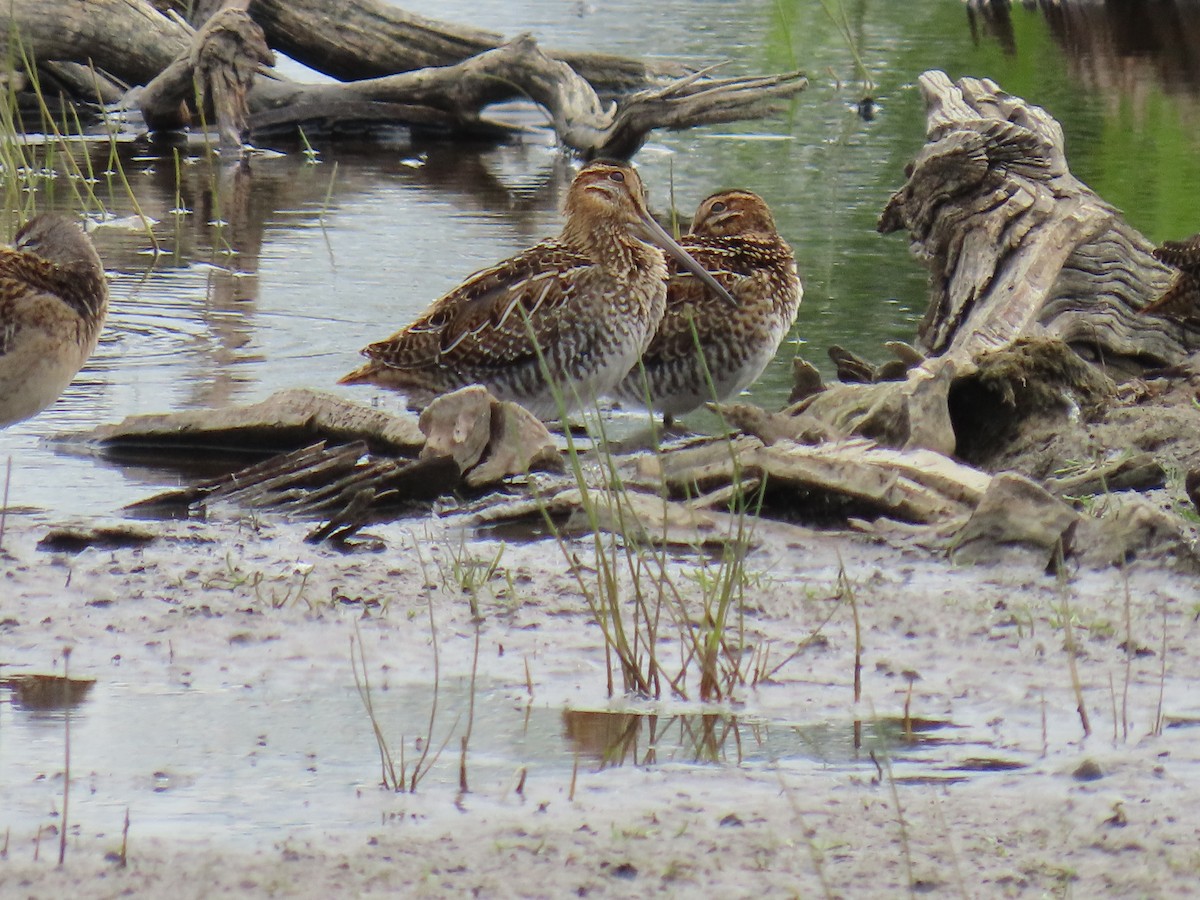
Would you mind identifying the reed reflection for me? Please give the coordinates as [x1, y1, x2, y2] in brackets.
[562, 709, 962, 770]
[968, 0, 1200, 98]
[563, 710, 748, 768]
[34, 140, 584, 419]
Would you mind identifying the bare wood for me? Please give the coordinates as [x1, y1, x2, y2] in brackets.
[880, 70, 1196, 372]
[639, 434, 992, 525]
[780, 70, 1200, 455]
[40, 62, 125, 104]
[124, 440, 351, 512]
[15, 1, 804, 156]
[559, 67, 808, 159]
[245, 0, 687, 92]
[4, 0, 189, 88]
[249, 34, 805, 158]
[193, 6, 274, 151]
[17, 0, 667, 95]
[467, 485, 747, 548]
[61, 387, 426, 455]
[418, 386, 494, 471]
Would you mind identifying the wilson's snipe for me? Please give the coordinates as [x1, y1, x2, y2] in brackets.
[613, 189, 801, 423]
[340, 160, 735, 419]
[0, 214, 108, 427]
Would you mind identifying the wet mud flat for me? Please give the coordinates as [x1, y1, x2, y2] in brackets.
[2, 506, 1199, 898]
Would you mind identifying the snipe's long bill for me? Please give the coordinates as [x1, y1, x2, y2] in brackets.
[339, 159, 734, 419]
[0, 214, 108, 428]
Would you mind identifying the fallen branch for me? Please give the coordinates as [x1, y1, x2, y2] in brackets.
[243, 0, 688, 92]
[248, 34, 806, 157]
[15, 1, 806, 155]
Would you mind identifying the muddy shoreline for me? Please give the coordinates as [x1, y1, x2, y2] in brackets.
[3, 507, 1198, 897]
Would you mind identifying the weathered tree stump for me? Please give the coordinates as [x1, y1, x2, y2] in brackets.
[791, 70, 1200, 457]
[879, 70, 1195, 373]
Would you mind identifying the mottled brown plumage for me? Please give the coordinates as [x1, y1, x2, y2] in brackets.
[613, 189, 801, 422]
[0, 214, 108, 427]
[1142, 234, 1200, 318]
[340, 160, 735, 418]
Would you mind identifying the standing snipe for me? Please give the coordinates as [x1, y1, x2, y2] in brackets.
[339, 160, 735, 418]
[0, 214, 108, 427]
[613, 189, 801, 424]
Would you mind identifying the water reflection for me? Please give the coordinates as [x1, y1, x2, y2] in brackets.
[2, 675, 96, 711]
[562, 708, 971, 769]
[969, 0, 1200, 97]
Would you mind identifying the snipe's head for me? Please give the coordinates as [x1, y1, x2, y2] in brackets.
[690, 189, 778, 238]
[15, 214, 102, 273]
[562, 159, 650, 239]
[564, 160, 738, 307]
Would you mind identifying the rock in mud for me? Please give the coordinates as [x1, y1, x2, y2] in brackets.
[951, 472, 1079, 567]
[419, 386, 562, 487]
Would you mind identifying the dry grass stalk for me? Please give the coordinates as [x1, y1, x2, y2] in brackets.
[1054, 544, 1091, 738]
[57, 647, 73, 866]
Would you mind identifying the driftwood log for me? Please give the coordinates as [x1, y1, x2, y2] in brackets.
[8, 0, 806, 158]
[241, 0, 686, 93]
[878, 71, 1193, 370]
[785, 70, 1200, 459]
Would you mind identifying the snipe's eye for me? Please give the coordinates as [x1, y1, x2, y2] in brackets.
[608, 170, 625, 183]
[710, 201, 727, 213]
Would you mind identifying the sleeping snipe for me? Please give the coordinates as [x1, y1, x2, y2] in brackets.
[0, 214, 108, 427]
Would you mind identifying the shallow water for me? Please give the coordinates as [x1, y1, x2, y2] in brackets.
[4, 1, 1200, 517]
[0, 675, 1003, 841]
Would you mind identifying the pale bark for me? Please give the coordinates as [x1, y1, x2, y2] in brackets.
[244, 0, 687, 92]
[10, 0, 805, 157]
[788, 70, 1199, 455]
